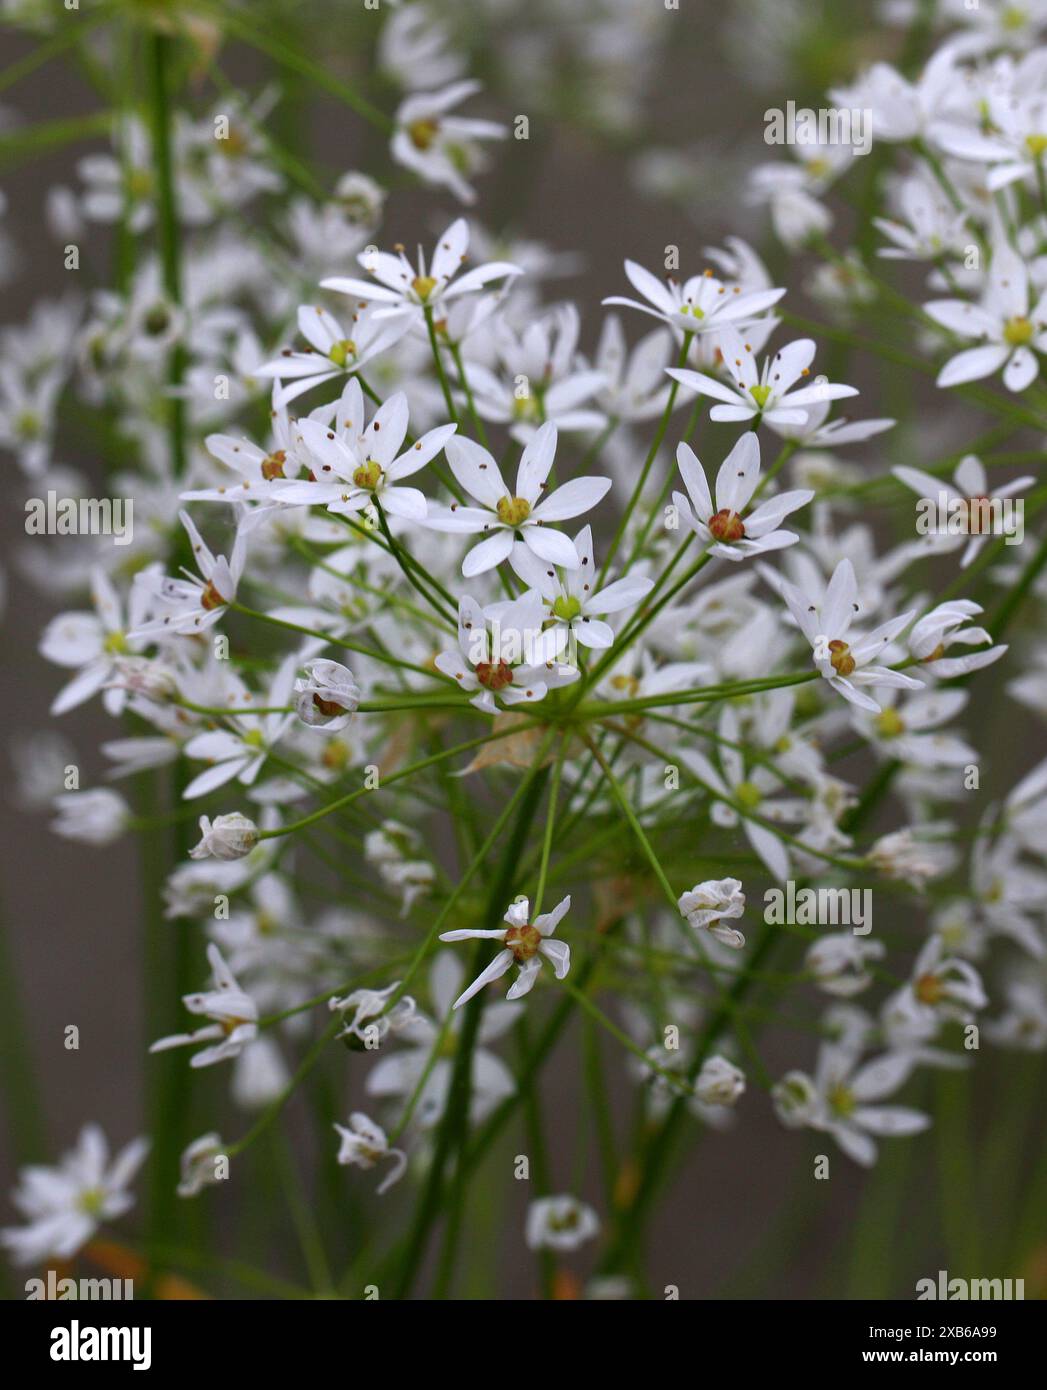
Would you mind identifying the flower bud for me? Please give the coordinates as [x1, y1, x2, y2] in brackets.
[189, 812, 260, 861]
[294, 659, 361, 731]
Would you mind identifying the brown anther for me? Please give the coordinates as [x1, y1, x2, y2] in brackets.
[505, 923, 542, 961]
[708, 509, 746, 542]
[827, 639, 855, 677]
[475, 660, 514, 691]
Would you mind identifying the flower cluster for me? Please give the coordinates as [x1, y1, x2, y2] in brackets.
[3, 0, 1047, 1303]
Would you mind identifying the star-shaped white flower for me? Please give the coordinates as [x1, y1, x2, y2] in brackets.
[673, 432, 814, 560]
[424, 421, 611, 576]
[780, 558, 922, 713]
[439, 894, 572, 1007]
[603, 259, 785, 336]
[668, 328, 857, 425]
[320, 217, 520, 321]
[273, 390, 455, 523]
[924, 241, 1047, 392]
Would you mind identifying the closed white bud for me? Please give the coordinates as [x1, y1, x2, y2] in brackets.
[190, 812, 259, 861]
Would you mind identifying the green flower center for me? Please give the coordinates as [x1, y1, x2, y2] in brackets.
[827, 1083, 856, 1117]
[412, 275, 438, 301]
[496, 496, 531, 527]
[1004, 316, 1034, 346]
[79, 1187, 107, 1217]
[103, 629, 129, 655]
[552, 594, 582, 622]
[408, 118, 440, 151]
[875, 707, 905, 738]
[749, 383, 772, 409]
[328, 339, 357, 367]
[735, 780, 762, 810]
[352, 459, 384, 491]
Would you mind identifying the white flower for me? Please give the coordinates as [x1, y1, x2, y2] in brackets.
[850, 687, 978, 768]
[766, 397, 895, 449]
[831, 51, 958, 145]
[781, 557, 922, 713]
[329, 980, 417, 1047]
[893, 454, 1033, 568]
[507, 523, 653, 650]
[333, 1113, 407, 1195]
[806, 933, 886, 997]
[694, 1055, 746, 1106]
[424, 422, 611, 576]
[321, 217, 521, 326]
[51, 788, 129, 846]
[603, 258, 784, 336]
[924, 241, 1047, 392]
[380, 5, 463, 89]
[439, 894, 572, 1008]
[808, 1044, 929, 1167]
[189, 812, 260, 861]
[934, 71, 1047, 191]
[39, 567, 153, 717]
[149, 944, 259, 1067]
[678, 706, 800, 883]
[678, 878, 746, 949]
[254, 303, 409, 409]
[364, 821, 435, 915]
[525, 1195, 600, 1252]
[1, 1125, 149, 1266]
[668, 328, 857, 426]
[390, 82, 506, 203]
[462, 303, 607, 444]
[180, 400, 308, 506]
[868, 827, 957, 888]
[273, 390, 455, 522]
[365, 953, 517, 1127]
[985, 980, 1047, 1051]
[873, 171, 968, 261]
[594, 315, 673, 422]
[129, 507, 251, 638]
[177, 1133, 227, 1198]
[889, 936, 988, 1029]
[434, 590, 578, 714]
[748, 162, 834, 250]
[672, 433, 813, 561]
[772, 1070, 821, 1128]
[908, 599, 1007, 676]
[294, 659, 361, 731]
[181, 656, 297, 799]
